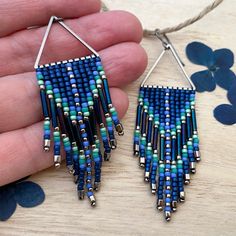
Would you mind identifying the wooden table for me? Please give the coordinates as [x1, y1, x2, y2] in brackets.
[1, 0, 236, 235]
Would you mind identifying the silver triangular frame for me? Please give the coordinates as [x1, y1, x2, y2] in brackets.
[141, 40, 195, 90]
[34, 16, 99, 68]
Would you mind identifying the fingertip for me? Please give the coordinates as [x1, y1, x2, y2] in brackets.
[104, 10, 143, 43]
[101, 42, 148, 87]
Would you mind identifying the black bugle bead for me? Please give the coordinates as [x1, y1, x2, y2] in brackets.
[191, 109, 198, 132]
[64, 115, 76, 143]
[72, 123, 83, 150]
[136, 104, 142, 127]
[147, 118, 153, 143]
[152, 126, 159, 150]
[171, 137, 176, 161]
[98, 88, 109, 114]
[141, 110, 147, 135]
[177, 131, 181, 156]
[40, 90, 49, 118]
[89, 109, 97, 136]
[57, 106, 67, 134]
[186, 115, 192, 139]
[181, 122, 187, 146]
[94, 97, 103, 125]
[49, 98, 58, 128]
[84, 119, 95, 144]
[160, 136, 165, 161]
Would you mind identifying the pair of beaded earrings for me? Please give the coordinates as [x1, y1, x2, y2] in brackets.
[35, 17, 200, 221]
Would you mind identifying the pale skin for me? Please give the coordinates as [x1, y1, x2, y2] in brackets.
[0, 0, 148, 186]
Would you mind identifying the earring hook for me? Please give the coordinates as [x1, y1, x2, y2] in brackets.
[141, 32, 195, 90]
[34, 16, 99, 68]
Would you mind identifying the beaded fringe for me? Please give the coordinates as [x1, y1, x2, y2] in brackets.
[36, 54, 123, 206]
[133, 85, 200, 221]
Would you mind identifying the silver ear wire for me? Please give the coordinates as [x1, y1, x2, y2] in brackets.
[141, 33, 195, 90]
[34, 16, 99, 69]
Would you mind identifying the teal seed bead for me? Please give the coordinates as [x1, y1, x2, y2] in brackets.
[37, 74, 43, 80]
[97, 66, 103, 71]
[94, 75, 100, 80]
[63, 107, 69, 112]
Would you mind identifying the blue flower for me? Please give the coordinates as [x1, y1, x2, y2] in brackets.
[0, 177, 45, 221]
[186, 42, 236, 92]
[214, 82, 236, 125]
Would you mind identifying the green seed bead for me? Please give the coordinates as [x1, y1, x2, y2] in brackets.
[38, 80, 44, 86]
[160, 130, 165, 135]
[53, 131, 60, 137]
[182, 149, 187, 153]
[55, 98, 62, 103]
[46, 90, 53, 95]
[88, 101, 93, 106]
[187, 141, 193, 146]
[176, 125, 181, 130]
[44, 120, 50, 125]
[70, 115, 76, 120]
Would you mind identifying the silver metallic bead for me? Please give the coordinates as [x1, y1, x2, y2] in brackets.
[184, 174, 191, 185]
[177, 155, 181, 160]
[139, 157, 145, 167]
[194, 150, 201, 161]
[190, 162, 196, 174]
[144, 172, 150, 182]
[172, 201, 177, 212]
[157, 199, 163, 211]
[180, 191, 185, 202]
[134, 144, 139, 157]
[151, 183, 157, 194]
[44, 139, 50, 152]
[110, 139, 117, 150]
[165, 211, 171, 221]
[89, 195, 96, 206]
[116, 124, 124, 136]
[54, 155, 61, 169]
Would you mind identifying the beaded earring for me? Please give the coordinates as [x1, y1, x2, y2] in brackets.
[133, 34, 200, 221]
[35, 16, 124, 206]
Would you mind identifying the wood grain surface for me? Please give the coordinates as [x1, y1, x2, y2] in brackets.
[1, 0, 236, 235]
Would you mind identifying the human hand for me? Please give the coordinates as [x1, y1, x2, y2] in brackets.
[0, 0, 147, 185]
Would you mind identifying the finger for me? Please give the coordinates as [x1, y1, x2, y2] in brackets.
[0, 0, 101, 37]
[0, 87, 128, 186]
[0, 11, 143, 77]
[0, 42, 147, 133]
